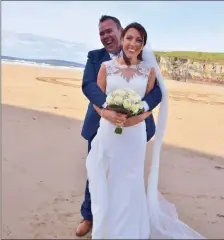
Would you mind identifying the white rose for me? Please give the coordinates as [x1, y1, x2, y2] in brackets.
[135, 103, 141, 110]
[113, 89, 126, 97]
[114, 95, 123, 105]
[118, 89, 126, 96]
[123, 99, 131, 109]
[139, 101, 144, 109]
[131, 104, 139, 114]
[106, 95, 114, 105]
[130, 95, 140, 103]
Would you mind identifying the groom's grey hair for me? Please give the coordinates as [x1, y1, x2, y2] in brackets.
[99, 15, 122, 29]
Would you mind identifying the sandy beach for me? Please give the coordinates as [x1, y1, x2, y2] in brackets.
[2, 62, 224, 239]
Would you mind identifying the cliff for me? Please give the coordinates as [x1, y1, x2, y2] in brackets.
[155, 55, 224, 85]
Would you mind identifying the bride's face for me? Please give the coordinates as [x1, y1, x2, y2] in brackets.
[122, 28, 144, 60]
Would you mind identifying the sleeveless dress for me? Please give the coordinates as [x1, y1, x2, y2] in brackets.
[86, 59, 205, 239]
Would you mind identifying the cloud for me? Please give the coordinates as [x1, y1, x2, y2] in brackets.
[2, 1, 224, 52]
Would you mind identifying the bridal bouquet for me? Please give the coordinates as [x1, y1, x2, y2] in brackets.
[106, 88, 144, 134]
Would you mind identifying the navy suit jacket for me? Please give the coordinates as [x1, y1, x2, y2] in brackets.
[81, 48, 162, 142]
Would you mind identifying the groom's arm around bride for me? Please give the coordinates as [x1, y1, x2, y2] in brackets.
[81, 48, 162, 142]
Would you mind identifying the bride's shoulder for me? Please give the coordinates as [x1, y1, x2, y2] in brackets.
[139, 60, 150, 68]
[101, 59, 114, 66]
[139, 60, 155, 70]
[138, 60, 150, 69]
[101, 59, 116, 75]
[138, 61, 153, 76]
[101, 59, 116, 69]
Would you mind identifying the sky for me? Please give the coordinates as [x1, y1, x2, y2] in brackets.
[2, 1, 224, 52]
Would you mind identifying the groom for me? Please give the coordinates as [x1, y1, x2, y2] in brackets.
[76, 15, 162, 237]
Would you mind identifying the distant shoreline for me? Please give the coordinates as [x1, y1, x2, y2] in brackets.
[1, 55, 85, 70]
[1, 60, 84, 72]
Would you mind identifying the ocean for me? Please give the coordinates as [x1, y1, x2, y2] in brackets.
[1, 55, 85, 71]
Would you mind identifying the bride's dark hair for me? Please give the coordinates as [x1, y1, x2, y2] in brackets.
[121, 22, 147, 66]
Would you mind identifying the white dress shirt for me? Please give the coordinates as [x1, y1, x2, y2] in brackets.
[102, 51, 149, 112]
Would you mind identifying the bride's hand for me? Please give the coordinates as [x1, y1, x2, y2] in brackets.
[123, 115, 142, 127]
[103, 109, 127, 125]
[124, 112, 152, 127]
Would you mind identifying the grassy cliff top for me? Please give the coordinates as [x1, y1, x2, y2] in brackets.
[154, 51, 224, 63]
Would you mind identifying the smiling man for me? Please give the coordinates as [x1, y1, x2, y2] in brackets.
[76, 16, 125, 237]
[99, 15, 122, 55]
[76, 15, 162, 237]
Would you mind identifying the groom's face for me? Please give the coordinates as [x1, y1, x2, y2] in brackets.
[99, 19, 122, 54]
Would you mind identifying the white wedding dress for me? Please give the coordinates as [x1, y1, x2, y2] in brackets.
[86, 59, 205, 239]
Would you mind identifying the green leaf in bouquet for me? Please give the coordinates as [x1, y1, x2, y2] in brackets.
[136, 108, 144, 115]
[107, 105, 132, 116]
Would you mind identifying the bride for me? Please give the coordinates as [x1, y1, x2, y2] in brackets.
[86, 22, 206, 239]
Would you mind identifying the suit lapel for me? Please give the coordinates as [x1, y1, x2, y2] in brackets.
[100, 48, 111, 63]
[96, 48, 111, 73]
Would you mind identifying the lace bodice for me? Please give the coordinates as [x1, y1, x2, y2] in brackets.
[103, 59, 150, 98]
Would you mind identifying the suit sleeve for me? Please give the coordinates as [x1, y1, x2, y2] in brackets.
[142, 78, 162, 111]
[82, 51, 107, 107]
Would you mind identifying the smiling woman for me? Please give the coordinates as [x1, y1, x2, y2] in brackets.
[120, 22, 147, 66]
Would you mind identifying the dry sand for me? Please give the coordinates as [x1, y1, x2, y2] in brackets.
[2, 63, 224, 239]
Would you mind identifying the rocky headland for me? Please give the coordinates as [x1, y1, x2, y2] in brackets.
[155, 52, 224, 85]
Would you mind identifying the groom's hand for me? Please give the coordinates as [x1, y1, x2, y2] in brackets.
[124, 115, 142, 127]
[124, 111, 152, 127]
[103, 110, 127, 125]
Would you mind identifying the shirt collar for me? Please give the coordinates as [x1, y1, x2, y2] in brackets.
[109, 50, 123, 59]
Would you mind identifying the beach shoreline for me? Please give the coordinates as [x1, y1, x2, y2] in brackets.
[1, 60, 85, 72]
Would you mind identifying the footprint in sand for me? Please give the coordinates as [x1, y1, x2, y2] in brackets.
[2, 224, 13, 237]
[22, 192, 84, 238]
[215, 165, 224, 170]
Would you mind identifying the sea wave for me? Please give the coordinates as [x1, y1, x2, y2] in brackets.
[2, 58, 84, 71]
